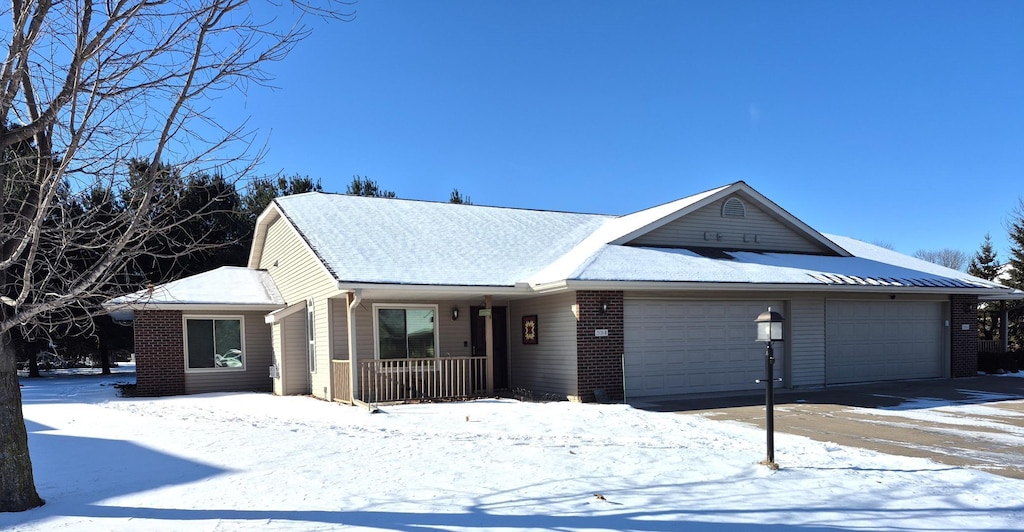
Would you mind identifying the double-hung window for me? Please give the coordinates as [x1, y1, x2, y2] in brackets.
[375, 306, 437, 360]
[184, 317, 244, 370]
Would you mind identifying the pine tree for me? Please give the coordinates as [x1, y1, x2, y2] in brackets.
[968, 233, 1001, 281]
[1008, 198, 1024, 290]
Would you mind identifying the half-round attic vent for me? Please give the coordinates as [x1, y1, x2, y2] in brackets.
[722, 197, 746, 218]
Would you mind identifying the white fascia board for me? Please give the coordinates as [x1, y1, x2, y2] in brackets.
[607, 184, 731, 246]
[337, 282, 528, 295]
[131, 303, 285, 312]
[258, 202, 341, 287]
[978, 290, 1024, 301]
[607, 182, 851, 257]
[246, 204, 282, 268]
[728, 183, 851, 257]
[555, 280, 1014, 296]
[265, 300, 308, 323]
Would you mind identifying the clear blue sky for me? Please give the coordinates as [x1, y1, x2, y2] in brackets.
[230, 1, 1023, 262]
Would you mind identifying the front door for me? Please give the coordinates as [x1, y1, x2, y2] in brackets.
[471, 306, 509, 390]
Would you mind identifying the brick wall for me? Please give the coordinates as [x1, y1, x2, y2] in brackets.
[575, 290, 624, 402]
[134, 310, 186, 396]
[950, 294, 979, 378]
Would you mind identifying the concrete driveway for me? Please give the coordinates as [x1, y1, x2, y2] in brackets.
[634, 376, 1024, 479]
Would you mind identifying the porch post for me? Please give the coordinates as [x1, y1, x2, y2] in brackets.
[485, 295, 494, 394]
[348, 290, 362, 402]
[1001, 301, 1009, 353]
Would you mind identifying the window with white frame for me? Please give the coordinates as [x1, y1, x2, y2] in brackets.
[184, 317, 244, 370]
[375, 306, 437, 359]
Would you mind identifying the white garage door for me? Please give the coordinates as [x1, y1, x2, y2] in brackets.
[826, 300, 944, 385]
[624, 300, 783, 398]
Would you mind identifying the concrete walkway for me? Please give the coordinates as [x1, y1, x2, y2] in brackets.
[634, 376, 1024, 479]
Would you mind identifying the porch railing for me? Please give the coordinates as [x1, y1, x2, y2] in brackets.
[979, 340, 1005, 353]
[331, 360, 352, 403]
[351, 357, 487, 404]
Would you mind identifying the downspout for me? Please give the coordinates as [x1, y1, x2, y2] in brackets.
[348, 289, 362, 403]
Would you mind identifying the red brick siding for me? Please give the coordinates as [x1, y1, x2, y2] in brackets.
[134, 310, 185, 396]
[575, 291, 624, 402]
[950, 295, 979, 378]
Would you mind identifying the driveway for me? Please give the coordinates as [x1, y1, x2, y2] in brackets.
[634, 376, 1024, 479]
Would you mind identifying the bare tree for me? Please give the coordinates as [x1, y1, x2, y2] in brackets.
[912, 248, 969, 271]
[0, 0, 351, 512]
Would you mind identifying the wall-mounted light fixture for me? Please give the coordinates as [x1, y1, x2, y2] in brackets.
[451, 306, 460, 321]
[600, 300, 609, 314]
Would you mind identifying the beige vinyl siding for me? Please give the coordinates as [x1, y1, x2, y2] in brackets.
[330, 298, 351, 360]
[280, 310, 310, 394]
[347, 299, 478, 360]
[258, 217, 339, 303]
[627, 194, 831, 254]
[271, 321, 284, 395]
[259, 216, 347, 400]
[185, 311, 273, 394]
[509, 292, 579, 397]
[789, 297, 826, 387]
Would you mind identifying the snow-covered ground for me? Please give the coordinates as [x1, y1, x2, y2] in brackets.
[3, 369, 1024, 531]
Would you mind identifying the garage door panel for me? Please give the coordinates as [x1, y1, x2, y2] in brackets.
[624, 300, 783, 398]
[826, 300, 943, 385]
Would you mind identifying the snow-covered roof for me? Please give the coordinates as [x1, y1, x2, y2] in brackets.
[565, 238, 1005, 290]
[273, 193, 610, 286]
[109, 267, 285, 309]
[222, 182, 1021, 299]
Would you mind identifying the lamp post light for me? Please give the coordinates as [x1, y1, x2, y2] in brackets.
[755, 307, 784, 470]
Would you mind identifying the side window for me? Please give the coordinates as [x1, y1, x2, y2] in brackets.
[185, 317, 243, 370]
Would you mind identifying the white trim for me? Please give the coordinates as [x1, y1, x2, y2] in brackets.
[534, 279, 1014, 296]
[371, 303, 440, 360]
[307, 298, 316, 374]
[265, 301, 307, 323]
[250, 201, 347, 284]
[247, 204, 282, 268]
[182, 314, 247, 373]
[133, 303, 283, 312]
[609, 182, 851, 257]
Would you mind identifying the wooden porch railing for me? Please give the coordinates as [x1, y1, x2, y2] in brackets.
[979, 340, 1005, 353]
[336, 357, 487, 404]
[331, 360, 352, 403]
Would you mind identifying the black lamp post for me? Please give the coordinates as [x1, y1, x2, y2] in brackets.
[755, 307, 784, 470]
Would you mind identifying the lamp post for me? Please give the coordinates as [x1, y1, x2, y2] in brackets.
[755, 307, 784, 470]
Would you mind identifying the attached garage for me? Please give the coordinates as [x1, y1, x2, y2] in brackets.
[624, 299, 783, 398]
[825, 300, 945, 385]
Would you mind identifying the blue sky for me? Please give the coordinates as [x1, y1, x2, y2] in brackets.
[230, 1, 1023, 262]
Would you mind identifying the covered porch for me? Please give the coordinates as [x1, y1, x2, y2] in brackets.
[331, 357, 488, 404]
[269, 289, 516, 405]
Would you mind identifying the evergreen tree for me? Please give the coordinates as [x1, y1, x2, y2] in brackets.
[968, 233, 1001, 281]
[1008, 198, 1024, 290]
[242, 174, 323, 221]
[346, 175, 396, 198]
[449, 188, 472, 204]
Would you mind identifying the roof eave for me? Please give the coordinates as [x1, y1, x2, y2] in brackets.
[553, 280, 1016, 295]
[115, 303, 286, 312]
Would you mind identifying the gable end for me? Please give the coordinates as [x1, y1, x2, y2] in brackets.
[625, 193, 839, 255]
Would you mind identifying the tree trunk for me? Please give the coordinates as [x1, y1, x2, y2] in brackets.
[0, 331, 44, 512]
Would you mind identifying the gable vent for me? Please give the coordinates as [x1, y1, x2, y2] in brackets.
[722, 197, 746, 218]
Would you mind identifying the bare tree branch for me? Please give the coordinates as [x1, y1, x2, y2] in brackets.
[0, 0, 353, 511]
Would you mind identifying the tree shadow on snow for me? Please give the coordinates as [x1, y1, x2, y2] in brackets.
[38, 502, 1024, 531]
[0, 423, 227, 529]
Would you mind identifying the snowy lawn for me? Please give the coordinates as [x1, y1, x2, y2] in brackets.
[3, 370, 1023, 531]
